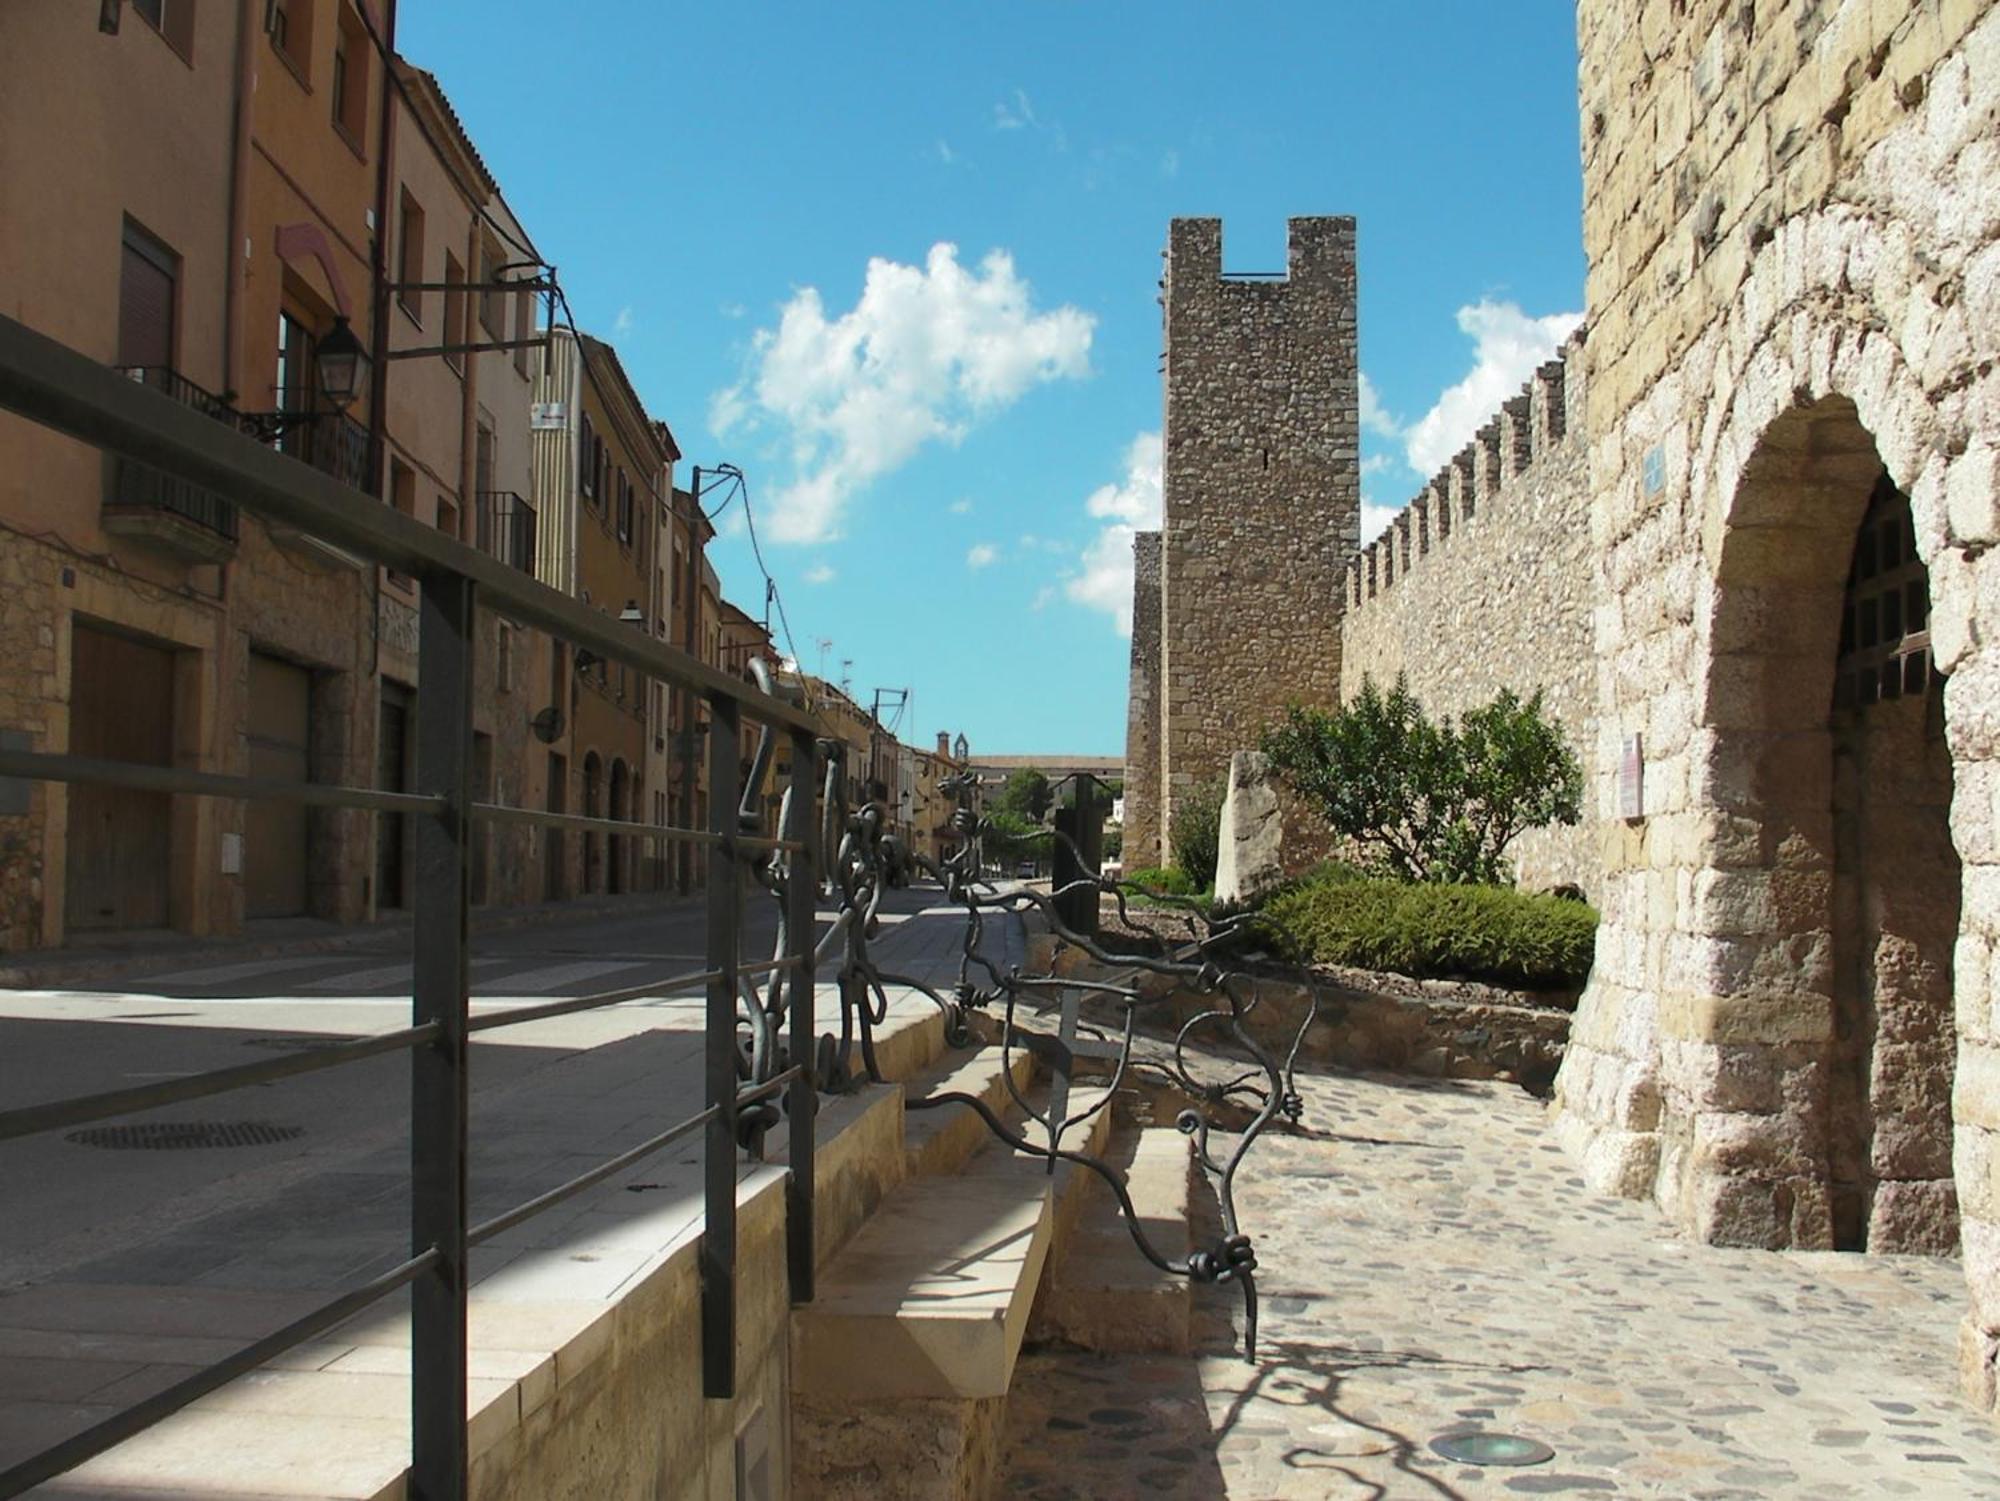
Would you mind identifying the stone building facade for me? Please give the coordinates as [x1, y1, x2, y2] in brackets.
[1338, 339, 1596, 894]
[1122, 0, 2000, 1415]
[1144, 216, 1360, 866]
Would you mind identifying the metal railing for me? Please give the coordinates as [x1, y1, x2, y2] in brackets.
[0, 312, 824, 1500]
[474, 489, 536, 574]
[107, 365, 241, 539]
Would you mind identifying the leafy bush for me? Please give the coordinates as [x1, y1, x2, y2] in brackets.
[1261, 676, 1582, 886]
[1260, 873, 1598, 988]
[1170, 776, 1227, 891]
[1123, 864, 1196, 896]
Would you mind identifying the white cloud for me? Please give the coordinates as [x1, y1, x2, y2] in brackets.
[1360, 502, 1401, 545]
[711, 244, 1094, 543]
[966, 542, 999, 569]
[803, 563, 835, 584]
[1066, 431, 1163, 635]
[1359, 372, 1401, 439]
[1031, 585, 1056, 611]
[1361, 452, 1396, 478]
[993, 89, 1067, 151]
[1401, 300, 1580, 475]
[934, 139, 958, 166]
[612, 305, 636, 337]
[718, 301, 746, 320]
[1159, 148, 1180, 179]
[949, 497, 974, 514]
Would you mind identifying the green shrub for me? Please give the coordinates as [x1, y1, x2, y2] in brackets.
[1170, 776, 1227, 891]
[1124, 864, 1196, 897]
[1261, 676, 1583, 886]
[1260, 875, 1598, 988]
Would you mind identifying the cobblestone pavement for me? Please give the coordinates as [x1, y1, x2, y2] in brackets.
[1000, 1066, 2000, 1498]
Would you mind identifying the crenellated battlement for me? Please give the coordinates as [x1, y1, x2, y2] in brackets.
[1346, 327, 1587, 611]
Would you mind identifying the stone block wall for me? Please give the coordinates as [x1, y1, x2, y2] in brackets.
[1338, 337, 1595, 895]
[1550, 0, 2000, 1410]
[1156, 216, 1359, 850]
[1122, 530, 1164, 870]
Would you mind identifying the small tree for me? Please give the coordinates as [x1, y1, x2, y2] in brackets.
[995, 766, 1053, 822]
[1170, 775, 1227, 891]
[983, 808, 1046, 869]
[1261, 675, 1582, 885]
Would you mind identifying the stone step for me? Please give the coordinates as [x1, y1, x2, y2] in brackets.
[1031, 1126, 1196, 1354]
[791, 1087, 1111, 1405]
[900, 1039, 1040, 1180]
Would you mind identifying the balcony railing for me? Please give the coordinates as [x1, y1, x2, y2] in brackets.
[475, 489, 537, 574]
[105, 367, 241, 552]
[241, 406, 377, 497]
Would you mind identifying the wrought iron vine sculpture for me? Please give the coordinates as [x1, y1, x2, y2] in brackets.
[727, 667, 1310, 1362]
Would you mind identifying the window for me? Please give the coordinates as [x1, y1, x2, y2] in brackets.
[268, 0, 313, 81]
[117, 220, 179, 371]
[397, 191, 425, 323]
[578, 414, 596, 499]
[592, 437, 607, 508]
[131, 0, 196, 60]
[274, 308, 316, 462]
[442, 251, 465, 372]
[479, 239, 504, 338]
[616, 469, 633, 544]
[389, 458, 415, 516]
[331, 5, 369, 148]
[436, 496, 459, 541]
[497, 625, 514, 693]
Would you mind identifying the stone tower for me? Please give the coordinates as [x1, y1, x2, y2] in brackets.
[1137, 216, 1359, 862]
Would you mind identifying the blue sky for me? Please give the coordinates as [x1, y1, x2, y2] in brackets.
[399, 2, 1585, 757]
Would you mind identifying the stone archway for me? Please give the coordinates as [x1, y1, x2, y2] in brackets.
[1666, 396, 1960, 1254]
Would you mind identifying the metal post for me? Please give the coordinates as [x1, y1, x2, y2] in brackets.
[701, 688, 741, 1398]
[783, 728, 818, 1304]
[411, 570, 474, 1501]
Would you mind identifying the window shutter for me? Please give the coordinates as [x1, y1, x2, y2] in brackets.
[118, 236, 177, 369]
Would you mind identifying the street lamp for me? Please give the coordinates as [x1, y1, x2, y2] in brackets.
[313, 315, 369, 411]
[618, 600, 644, 626]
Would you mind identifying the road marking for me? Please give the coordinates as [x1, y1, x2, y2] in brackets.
[475, 959, 647, 995]
[141, 955, 354, 988]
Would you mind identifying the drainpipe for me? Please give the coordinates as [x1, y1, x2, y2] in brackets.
[365, 0, 398, 494]
[221, 0, 257, 402]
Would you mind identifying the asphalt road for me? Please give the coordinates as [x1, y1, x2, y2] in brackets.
[0, 882, 953, 1288]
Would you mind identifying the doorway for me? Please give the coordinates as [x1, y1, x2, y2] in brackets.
[245, 652, 312, 918]
[65, 622, 175, 932]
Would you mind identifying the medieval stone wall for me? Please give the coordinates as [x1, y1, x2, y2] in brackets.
[1337, 338, 1595, 895]
[1122, 530, 1164, 869]
[1548, 0, 2000, 1410]
[1156, 217, 1359, 849]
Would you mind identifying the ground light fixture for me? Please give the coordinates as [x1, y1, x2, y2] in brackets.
[1428, 1431, 1556, 1466]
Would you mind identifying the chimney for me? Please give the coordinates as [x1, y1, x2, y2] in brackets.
[937, 731, 951, 757]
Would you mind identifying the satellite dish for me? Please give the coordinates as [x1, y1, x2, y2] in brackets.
[531, 706, 565, 744]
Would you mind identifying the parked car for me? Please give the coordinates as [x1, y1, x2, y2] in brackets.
[1015, 860, 1037, 879]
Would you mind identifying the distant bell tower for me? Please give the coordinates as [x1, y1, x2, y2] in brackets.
[1134, 216, 1360, 863]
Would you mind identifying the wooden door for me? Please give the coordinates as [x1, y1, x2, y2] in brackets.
[65, 623, 174, 931]
[245, 653, 310, 918]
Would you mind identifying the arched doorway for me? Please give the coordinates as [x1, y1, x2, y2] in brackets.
[1826, 471, 1959, 1252]
[607, 759, 630, 896]
[1695, 396, 1960, 1253]
[581, 752, 603, 896]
